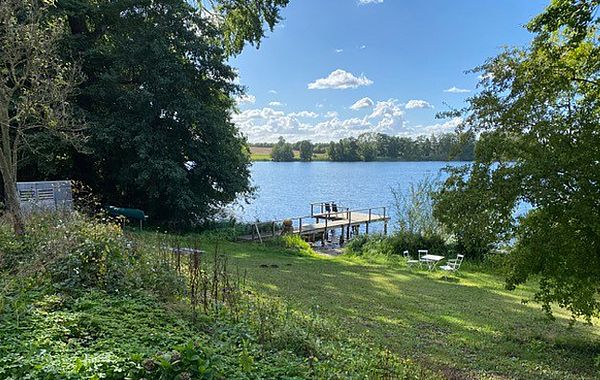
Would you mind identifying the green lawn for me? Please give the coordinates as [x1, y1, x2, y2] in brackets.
[213, 241, 600, 379]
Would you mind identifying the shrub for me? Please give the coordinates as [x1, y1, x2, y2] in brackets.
[267, 234, 315, 256]
[346, 231, 450, 257]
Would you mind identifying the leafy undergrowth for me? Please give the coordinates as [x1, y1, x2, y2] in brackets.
[0, 214, 437, 379]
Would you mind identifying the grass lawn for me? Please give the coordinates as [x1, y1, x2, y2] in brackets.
[208, 241, 600, 379]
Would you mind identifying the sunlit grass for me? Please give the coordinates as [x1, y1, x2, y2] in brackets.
[214, 240, 600, 379]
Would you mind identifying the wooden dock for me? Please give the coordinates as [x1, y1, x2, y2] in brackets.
[239, 202, 390, 244]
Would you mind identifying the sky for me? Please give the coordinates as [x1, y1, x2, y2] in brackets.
[231, 0, 548, 143]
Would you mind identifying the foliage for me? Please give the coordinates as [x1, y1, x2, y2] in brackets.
[392, 175, 444, 238]
[0, 0, 82, 234]
[267, 234, 315, 256]
[28, 0, 254, 229]
[0, 213, 182, 296]
[345, 231, 449, 258]
[326, 132, 475, 162]
[198, 0, 290, 57]
[298, 140, 314, 161]
[270, 136, 294, 161]
[433, 0, 600, 319]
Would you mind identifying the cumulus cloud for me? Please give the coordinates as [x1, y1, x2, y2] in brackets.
[268, 101, 286, 107]
[358, 0, 383, 5]
[235, 94, 256, 104]
[334, 48, 344, 53]
[444, 86, 471, 93]
[308, 69, 373, 90]
[289, 111, 319, 118]
[350, 97, 374, 110]
[405, 99, 434, 109]
[233, 100, 425, 143]
[407, 117, 462, 135]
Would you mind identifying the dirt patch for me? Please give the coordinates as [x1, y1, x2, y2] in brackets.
[313, 246, 344, 256]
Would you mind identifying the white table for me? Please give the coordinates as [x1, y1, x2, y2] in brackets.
[421, 254, 445, 271]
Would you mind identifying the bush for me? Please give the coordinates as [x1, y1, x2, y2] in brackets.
[346, 231, 450, 257]
[0, 213, 181, 296]
[267, 234, 315, 256]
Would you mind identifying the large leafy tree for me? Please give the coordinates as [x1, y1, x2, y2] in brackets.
[0, 0, 81, 234]
[434, 0, 600, 320]
[24, 0, 289, 228]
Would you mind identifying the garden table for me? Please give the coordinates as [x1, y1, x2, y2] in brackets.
[421, 254, 444, 271]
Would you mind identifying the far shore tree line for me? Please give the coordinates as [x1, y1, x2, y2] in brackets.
[258, 132, 475, 162]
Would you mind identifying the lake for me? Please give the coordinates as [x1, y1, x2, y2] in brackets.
[233, 161, 467, 228]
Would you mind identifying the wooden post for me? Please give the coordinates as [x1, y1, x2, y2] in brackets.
[366, 209, 371, 235]
[299, 218, 303, 235]
[323, 218, 328, 246]
[346, 211, 351, 240]
[311, 204, 314, 217]
[383, 207, 388, 235]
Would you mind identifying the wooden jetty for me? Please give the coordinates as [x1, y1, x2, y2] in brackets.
[239, 201, 390, 244]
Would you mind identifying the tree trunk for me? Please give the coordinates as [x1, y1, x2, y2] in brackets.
[3, 174, 24, 235]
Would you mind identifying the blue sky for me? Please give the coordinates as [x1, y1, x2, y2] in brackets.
[231, 0, 548, 143]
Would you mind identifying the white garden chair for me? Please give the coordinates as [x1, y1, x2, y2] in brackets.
[418, 249, 431, 266]
[404, 250, 419, 267]
[440, 254, 465, 273]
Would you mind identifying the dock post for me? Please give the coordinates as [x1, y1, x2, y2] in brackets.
[346, 211, 351, 240]
[383, 207, 388, 235]
[323, 218, 328, 246]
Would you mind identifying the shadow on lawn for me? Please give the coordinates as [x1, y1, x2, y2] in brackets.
[235, 251, 600, 379]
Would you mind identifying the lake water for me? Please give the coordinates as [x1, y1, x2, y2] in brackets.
[233, 161, 467, 227]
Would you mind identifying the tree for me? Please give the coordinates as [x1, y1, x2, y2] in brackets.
[271, 137, 294, 162]
[198, 0, 290, 57]
[298, 140, 313, 161]
[434, 0, 600, 320]
[0, 0, 81, 234]
[54, 0, 254, 228]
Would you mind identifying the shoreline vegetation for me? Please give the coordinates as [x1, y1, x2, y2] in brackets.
[249, 132, 476, 162]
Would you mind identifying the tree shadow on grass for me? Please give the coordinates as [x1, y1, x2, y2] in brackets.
[229, 250, 600, 379]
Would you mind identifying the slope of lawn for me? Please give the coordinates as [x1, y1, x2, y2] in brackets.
[212, 241, 600, 380]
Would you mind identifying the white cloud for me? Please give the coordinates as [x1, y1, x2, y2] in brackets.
[268, 101, 286, 107]
[334, 48, 344, 53]
[268, 89, 278, 94]
[316, 103, 324, 108]
[358, 0, 383, 5]
[408, 117, 462, 135]
[233, 100, 438, 143]
[350, 97, 374, 110]
[289, 111, 319, 118]
[405, 99, 434, 109]
[236, 94, 256, 104]
[444, 86, 471, 93]
[359, 45, 367, 49]
[308, 69, 373, 90]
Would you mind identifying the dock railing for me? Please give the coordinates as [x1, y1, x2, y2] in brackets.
[242, 205, 389, 242]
